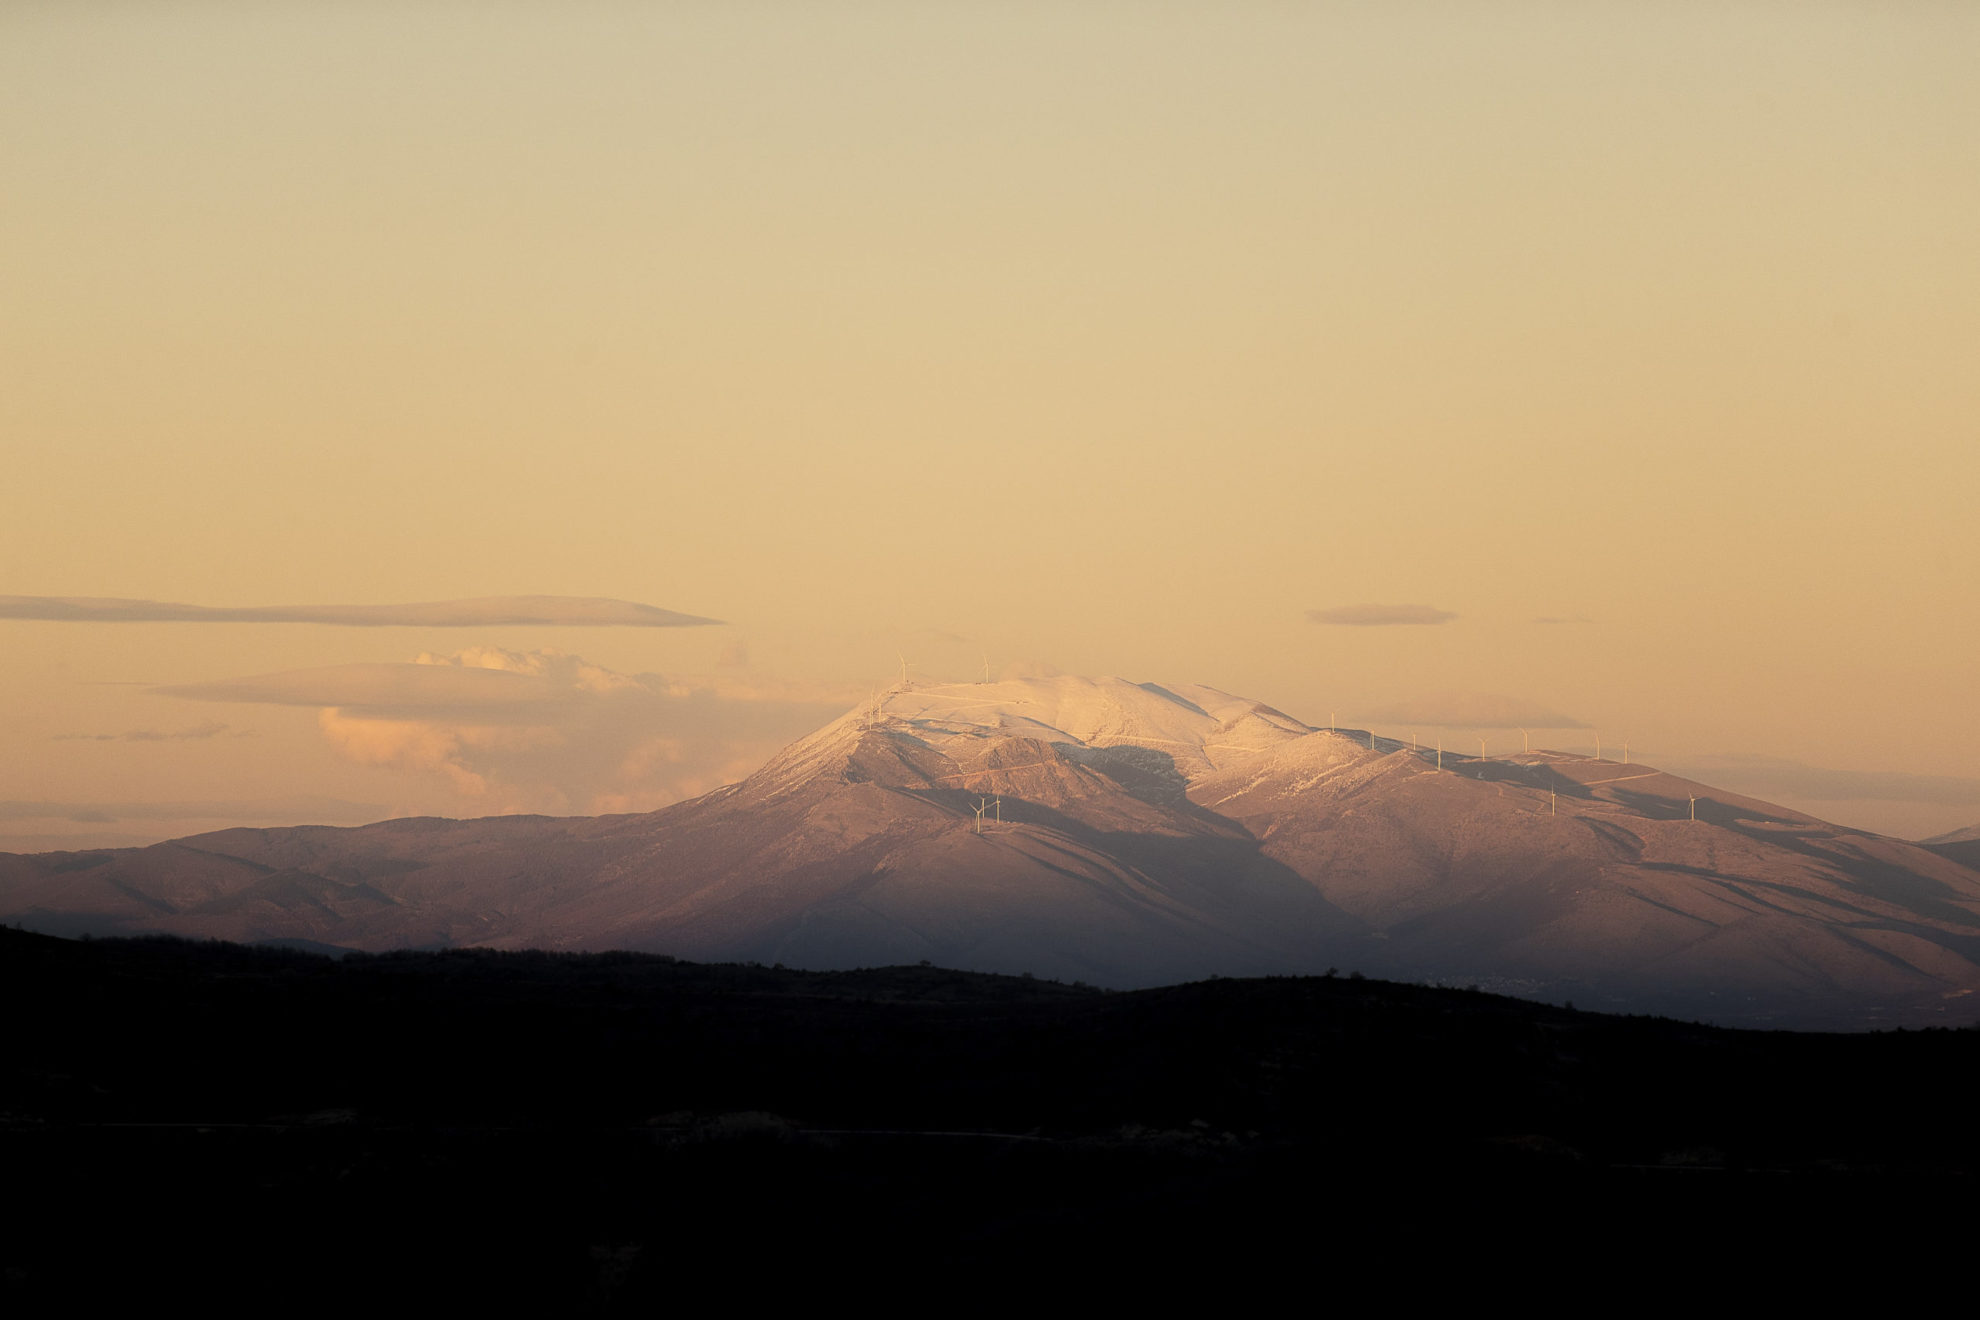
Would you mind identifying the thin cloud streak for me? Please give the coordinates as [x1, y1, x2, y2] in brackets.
[1307, 604, 1456, 626]
[54, 721, 238, 743]
[0, 796, 386, 825]
[0, 595, 722, 628]
[155, 663, 577, 723]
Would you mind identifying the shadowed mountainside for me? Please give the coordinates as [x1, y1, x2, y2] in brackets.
[6, 676, 1979, 1029]
[1922, 823, 1980, 872]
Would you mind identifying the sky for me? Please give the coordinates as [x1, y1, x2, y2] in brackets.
[4, 2, 1976, 849]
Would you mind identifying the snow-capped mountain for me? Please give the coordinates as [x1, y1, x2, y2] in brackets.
[6, 675, 1980, 1028]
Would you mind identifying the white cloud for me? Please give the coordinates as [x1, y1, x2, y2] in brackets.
[161, 647, 853, 815]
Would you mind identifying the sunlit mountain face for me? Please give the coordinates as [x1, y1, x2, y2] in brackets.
[6, 675, 1979, 1030]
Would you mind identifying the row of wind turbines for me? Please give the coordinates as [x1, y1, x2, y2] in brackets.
[894, 649, 996, 690]
[1323, 713, 1703, 822]
[882, 658, 1702, 829]
[1325, 709, 1626, 766]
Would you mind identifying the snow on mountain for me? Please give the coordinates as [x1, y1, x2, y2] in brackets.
[5, 674, 1980, 1028]
[750, 676, 1313, 794]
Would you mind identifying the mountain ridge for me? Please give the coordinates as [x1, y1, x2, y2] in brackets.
[5, 674, 1979, 1028]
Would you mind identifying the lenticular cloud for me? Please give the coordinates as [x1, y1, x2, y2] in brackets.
[0, 594, 721, 628]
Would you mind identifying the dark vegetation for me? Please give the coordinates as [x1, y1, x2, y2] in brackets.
[4, 927, 1973, 1308]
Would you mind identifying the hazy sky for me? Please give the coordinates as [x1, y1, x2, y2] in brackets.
[5, 2, 1976, 847]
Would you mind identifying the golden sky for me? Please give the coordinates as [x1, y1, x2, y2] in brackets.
[4, 3, 1976, 847]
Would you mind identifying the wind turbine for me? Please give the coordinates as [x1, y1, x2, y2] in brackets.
[981, 649, 990, 684]
[994, 796, 1002, 826]
[1689, 795, 1696, 822]
[1478, 736, 1487, 759]
[1520, 728, 1530, 753]
[898, 653, 917, 689]
[1436, 733, 1443, 771]
[1594, 731, 1601, 761]
[973, 797, 990, 834]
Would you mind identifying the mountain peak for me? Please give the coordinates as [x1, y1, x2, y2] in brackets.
[756, 674, 1321, 789]
[8, 673, 1980, 1028]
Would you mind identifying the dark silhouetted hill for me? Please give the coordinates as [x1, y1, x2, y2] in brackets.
[3, 927, 1975, 1308]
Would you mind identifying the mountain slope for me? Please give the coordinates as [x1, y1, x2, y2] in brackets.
[1921, 823, 1980, 872]
[5, 675, 1979, 1027]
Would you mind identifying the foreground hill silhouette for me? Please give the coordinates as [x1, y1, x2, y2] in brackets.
[3, 929, 1974, 1307]
[7, 676, 1979, 1029]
